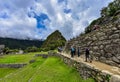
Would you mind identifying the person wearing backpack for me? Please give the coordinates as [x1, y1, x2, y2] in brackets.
[85, 48, 90, 62]
[77, 47, 80, 57]
[85, 47, 92, 63]
[70, 46, 75, 57]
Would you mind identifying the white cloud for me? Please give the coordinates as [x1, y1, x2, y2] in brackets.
[33, 0, 114, 40]
[0, 0, 39, 39]
[0, 16, 37, 39]
[0, 0, 114, 40]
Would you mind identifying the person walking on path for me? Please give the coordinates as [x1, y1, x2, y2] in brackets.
[85, 47, 92, 63]
[70, 46, 75, 57]
[77, 47, 80, 57]
[74, 47, 76, 56]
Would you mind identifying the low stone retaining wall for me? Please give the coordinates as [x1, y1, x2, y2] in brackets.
[35, 54, 48, 58]
[48, 52, 120, 82]
[0, 63, 27, 68]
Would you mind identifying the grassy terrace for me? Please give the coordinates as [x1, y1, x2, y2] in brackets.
[0, 52, 47, 64]
[0, 52, 94, 82]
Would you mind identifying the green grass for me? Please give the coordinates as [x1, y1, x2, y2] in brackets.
[0, 57, 46, 82]
[0, 68, 17, 78]
[0, 53, 94, 82]
[30, 57, 94, 82]
[0, 52, 47, 64]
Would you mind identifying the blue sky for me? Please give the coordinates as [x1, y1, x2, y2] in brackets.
[0, 0, 114, 40]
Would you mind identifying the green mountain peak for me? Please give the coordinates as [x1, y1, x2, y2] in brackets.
[41, 30, 66, 50]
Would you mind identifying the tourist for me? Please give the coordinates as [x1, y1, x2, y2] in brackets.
[85, 47, 91, 62]
[93, 25, 100, 31]
[77, 47, 80, 57]
[70, 46, 75, 57]
[58, 47, 62, 53]
[73, 47, 76, 56]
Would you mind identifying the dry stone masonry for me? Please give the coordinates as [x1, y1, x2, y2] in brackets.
[0, 45, 5, 55]
[65, 19, 120, 68]
[49, 53, 120, 82]
[48, 52, 120, 82]
[0, 63, 27, 68]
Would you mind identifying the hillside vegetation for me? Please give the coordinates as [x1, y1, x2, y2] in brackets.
[42, 30, 66, 50]
[0, 37, 43, 50]
[85, 0, 120, 34]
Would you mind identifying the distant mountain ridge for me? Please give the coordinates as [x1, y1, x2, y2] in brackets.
[0, 37, 43, 49]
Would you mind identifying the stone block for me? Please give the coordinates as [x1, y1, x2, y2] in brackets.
[100, 57, 106, 61]
[110, 75, 120, 82]
[29, 59, 36, 63]
[109, 34, 119, 39]
[112, 57, 120, 64]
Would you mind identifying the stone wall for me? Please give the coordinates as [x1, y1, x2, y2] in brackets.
[48, 52, 120, 82]
[0, 45, 5, 49]
[0, 45, 5, 55]
[35, 54, 48, 58]
[0, 64, 27, 68]
[65, 20, 120, 67]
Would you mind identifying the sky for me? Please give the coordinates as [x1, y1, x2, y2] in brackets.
[0, 0, 114, 40]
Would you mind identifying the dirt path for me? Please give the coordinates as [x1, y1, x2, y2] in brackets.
[61, 53, 120, 75]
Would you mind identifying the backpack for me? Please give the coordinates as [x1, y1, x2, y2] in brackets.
[71, 48, 75, 52]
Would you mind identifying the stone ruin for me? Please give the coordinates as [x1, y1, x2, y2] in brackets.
[0, 44, 5, 55]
